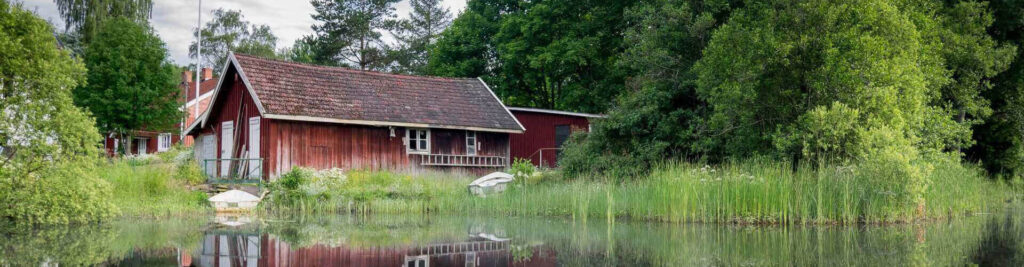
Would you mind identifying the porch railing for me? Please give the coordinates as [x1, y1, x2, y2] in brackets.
[416, 154, 507, 167]
[527, 148, 563, 168]
[201, 158, 263, 184]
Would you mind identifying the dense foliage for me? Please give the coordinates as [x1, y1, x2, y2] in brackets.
[428, 0, 631, 112]
[75, 18, 181, 146]
[54, 0, 152, 46]
[0, 1, 115, 225]
[558, 0, 1024, 184]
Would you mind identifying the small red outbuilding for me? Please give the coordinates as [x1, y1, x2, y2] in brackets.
[507, 107, 603, 167]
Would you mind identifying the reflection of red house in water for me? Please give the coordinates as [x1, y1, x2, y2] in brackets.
[195, 232, 555, 267]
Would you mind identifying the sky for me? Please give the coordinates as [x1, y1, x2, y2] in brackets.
[21, 0, 467, 66]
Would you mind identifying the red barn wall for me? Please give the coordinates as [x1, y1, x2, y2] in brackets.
[265, 121, 510, 178]
[509, 110, 591, 167]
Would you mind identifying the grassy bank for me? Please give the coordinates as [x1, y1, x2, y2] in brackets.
[263, 158, 1019, 224]
[97, 148, 210, 218]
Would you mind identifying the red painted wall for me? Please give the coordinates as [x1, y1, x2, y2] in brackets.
[265, 120, 510, 178]
[509, 110, 591, 167]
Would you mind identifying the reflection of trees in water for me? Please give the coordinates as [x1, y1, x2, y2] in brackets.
[0, 223, 118, 266]
[969, 211, 1024, 266]
[0, 218, 206, 266]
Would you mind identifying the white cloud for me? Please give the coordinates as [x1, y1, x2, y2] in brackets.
[19, 0, 466, 66]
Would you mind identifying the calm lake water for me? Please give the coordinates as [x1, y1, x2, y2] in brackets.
[2, 206, 1023, 266]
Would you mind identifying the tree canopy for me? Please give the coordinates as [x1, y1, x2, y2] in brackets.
[189, 8, 279, 71]
[389, 0, 452, 74]
[428, 0, 631, 112]
[308, 0, 401, 71]
[54, 0, 152, 42]
[75, 18, 181, 140]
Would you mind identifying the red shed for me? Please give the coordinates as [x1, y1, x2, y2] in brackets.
[508, 107, 603, 167]
[185, 52, 524, 181]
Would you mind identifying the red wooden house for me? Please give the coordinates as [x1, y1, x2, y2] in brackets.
[507, 107, 603, 167]
[185, 52, 524, 180]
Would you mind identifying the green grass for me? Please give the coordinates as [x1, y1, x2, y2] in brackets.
[97, 148, 210, 218]
[262, 158, 1017, 224]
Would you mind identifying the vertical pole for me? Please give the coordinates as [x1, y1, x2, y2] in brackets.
[195, 0, 202, 120]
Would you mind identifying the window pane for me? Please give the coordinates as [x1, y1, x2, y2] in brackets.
[420, 140, 427, 150]
[419, 131, 426, 139]
[409, 138, 415, 149]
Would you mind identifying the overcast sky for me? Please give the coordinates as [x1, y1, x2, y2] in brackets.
[21, 0, 467, 66]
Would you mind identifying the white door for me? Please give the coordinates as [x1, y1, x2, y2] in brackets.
[137, 138, 147, 155]
[199, 135, 216, 178]
[221, 121, 234, 177]
[248, 117, 261, 178]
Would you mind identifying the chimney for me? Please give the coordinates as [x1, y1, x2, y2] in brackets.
[201, 68, 213, 81]
[182, 70, 192, 84]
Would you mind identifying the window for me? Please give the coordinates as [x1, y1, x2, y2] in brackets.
[466, 131, 477, 156]
[406, 128, 430, 154]
[158, 133, 172, 152]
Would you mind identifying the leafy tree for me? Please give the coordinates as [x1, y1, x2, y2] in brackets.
[54, 0, 152, 42]
[426, 1, 506, 78]
[560, 0, 739, 178]
[0, 1, 115, 224]
[390, 0, 452, 74]
[75, 18, 181, 149]
[309, 0, 400, 71]
[969, 0, 1024, 177]
[189, 8, 278, 71]
[428, 0, 631, 112]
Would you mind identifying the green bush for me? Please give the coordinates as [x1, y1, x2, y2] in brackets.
[509, 158, 535, 185]
[1, 159, 117, 225]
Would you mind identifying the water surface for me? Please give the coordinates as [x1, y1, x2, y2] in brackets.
[2, 206, 1023, 266]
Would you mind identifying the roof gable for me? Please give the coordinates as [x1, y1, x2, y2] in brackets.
[225, 53, 523, 133]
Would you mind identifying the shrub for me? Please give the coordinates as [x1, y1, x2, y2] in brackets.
[174, 160, 205, 185]
[509, 158, 535, 184]
[0, 159, 117, 225]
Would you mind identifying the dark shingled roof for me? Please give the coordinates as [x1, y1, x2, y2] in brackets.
[231, 53, 523, 132]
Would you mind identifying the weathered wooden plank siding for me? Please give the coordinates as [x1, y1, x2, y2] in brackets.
[265, 120, 411, 178]
[509, 111, 591, 167]
[265, 124, 511, 179]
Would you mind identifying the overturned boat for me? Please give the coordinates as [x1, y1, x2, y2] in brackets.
[209, 189, 261, 213]
[468, 172, 515, 196]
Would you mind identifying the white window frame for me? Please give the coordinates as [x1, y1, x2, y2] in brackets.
[406, 128, 430, 154]
[157, 133, 172, 152]
[466, 131, 477, 156]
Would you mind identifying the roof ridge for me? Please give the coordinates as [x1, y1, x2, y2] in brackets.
[231, 52, 479, 82]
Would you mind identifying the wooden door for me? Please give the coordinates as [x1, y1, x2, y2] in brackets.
[248, 117, 261, 178]
[221, 121, 234, 177]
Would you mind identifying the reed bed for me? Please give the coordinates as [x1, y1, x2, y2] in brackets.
[262, 158, 1015, 224]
